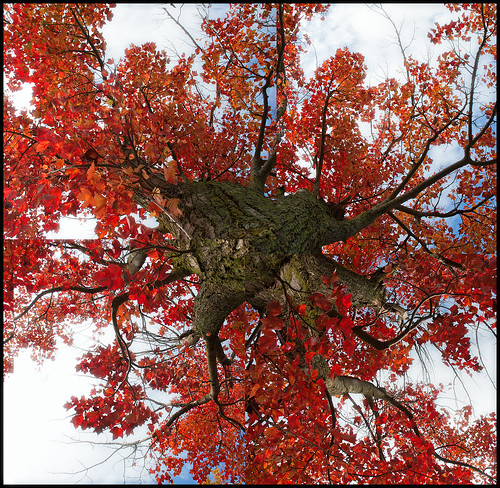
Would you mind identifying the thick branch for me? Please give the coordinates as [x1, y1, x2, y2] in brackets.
[466, 9, 492, 151]
[351, 315, 427, 351]
[204, 335, 244, 431]
[333, 155, 496, 244]
[165, 393, 212, 428]
[205, 335, 221, 399]
[249, 71, 273, 193]
[248, 8, 288, 194]
[313, 90, 334, 198]
[394, 193, 495, 220]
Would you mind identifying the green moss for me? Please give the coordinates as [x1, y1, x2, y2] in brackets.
[155, 180, 363, 340]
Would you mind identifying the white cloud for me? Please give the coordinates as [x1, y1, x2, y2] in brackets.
[3, 325, 163, 484]
[45, 215, 97, 239]
[101, 3, 207, 63]
[4, 4, 494, 484]
[301, 4, 453, 83]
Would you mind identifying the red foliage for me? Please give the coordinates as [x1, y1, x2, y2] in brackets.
[3, 3, 496, 484]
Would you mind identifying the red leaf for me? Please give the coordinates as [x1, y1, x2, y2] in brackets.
[71, 414, 84, 428]
[261, 314, 284, 331]
[111, 426, 124, 439]
[86, 411, 100, 425]
[163, 160, 177, 184]
[310, 292, 332, 312]
[342, 294, 352, 309]
[266, 302, 282, 316]
[342, 339, 355, 356]
[83, 148, 100, 162]
[94, 264, 125, 290]
[339, 317, 354, 332]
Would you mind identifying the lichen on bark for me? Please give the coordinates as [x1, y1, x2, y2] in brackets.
[150, 179, 390, 343]
[145, 178, 404, 408]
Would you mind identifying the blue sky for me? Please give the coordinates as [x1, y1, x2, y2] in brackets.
[4, 3, 495, 484]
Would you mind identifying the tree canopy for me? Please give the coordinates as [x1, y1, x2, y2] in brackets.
[3, 3, 496, 484]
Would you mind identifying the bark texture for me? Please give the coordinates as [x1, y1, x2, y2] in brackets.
[145, 180, 395, 346]
[143, 179, 402, 403]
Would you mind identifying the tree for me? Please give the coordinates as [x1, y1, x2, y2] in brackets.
[3, 3, 496, 484]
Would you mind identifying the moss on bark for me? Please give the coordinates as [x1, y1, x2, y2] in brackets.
[152, 180, 389, 342]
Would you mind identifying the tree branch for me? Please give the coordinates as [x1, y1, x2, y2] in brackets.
[388, 211, 464, 270]
[394, 193, 495, 220]
[165, 392, 212, 428]
[313, 90, 334, 198]
[249, 70, 274, 193]
[70, 7, 106, 72]
[14, 284, 108, 321]
[162, 6, 206, 54]
[248, 6, 289, 194]
[335, 154, 496, 244]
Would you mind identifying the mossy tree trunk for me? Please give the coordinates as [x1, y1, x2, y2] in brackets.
[142, 178, 398, 402]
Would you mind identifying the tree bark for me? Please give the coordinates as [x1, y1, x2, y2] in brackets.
[133, 178, 411, 416]
[140, 179, 394, 342]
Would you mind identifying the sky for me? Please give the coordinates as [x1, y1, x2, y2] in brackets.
[4, 3, 496, 484]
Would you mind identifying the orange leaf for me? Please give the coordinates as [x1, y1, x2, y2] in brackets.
[76, 187, 93, 207]
[166, 198, 182, 217]
[86, 162, 96, 181]
[35, 140, 51, 152]
[163, 160, 177, 184]
[248, 383, 260, 398]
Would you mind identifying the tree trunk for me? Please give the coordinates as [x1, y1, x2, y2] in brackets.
[147, 180, 389, 342]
